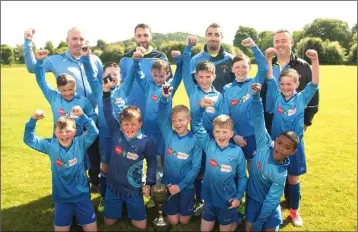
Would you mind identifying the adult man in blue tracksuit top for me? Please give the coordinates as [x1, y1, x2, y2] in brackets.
[120, 23, 169, 116]
[190, 23, 234, 93]
[23, 27, 103, 191]
[246, 83, 299, 232]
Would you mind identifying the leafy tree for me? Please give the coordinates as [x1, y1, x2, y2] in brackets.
[347, 43, 357, 65]
[292, 30, 305, 52]
[57, 40, 67, 49]
[44, 41, 55, 55]
[324, 41, 346, 64]
[303, 18, 351, 51]
[14, 44, 24, 64]
[100, 44, 125, 64]
[233, 26, 259, 57]
[96, 39, 107, 51]
[1, 44, 14, 64]
[296, 37, 327, 64]
[258, 31, 274, 52]
[54, 47, 67, 55]
[352, 23, 357, 34]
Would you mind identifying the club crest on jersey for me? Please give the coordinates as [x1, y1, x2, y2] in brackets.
[231, 99, 238, 106]
[257, 161, 262, 171]
[221, 64, 228, 73]
[56, 159, 63, 167]
[209, 158, 217, 167]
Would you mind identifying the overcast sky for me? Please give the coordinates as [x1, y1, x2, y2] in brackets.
[1, 1, 357, 47]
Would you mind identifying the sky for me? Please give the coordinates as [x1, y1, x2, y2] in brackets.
[1, 1, 357, 48]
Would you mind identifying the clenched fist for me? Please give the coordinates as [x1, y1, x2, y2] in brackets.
[251, 83, 261, 95]
[32, 109, 45, 120]
[35, 50, 49, 60]
[305, 49, 318, 61]
[241, 37, 255, 48]
[24, 28, 35, 40]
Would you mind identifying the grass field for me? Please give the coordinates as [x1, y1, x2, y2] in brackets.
[1, 65, 357, 231]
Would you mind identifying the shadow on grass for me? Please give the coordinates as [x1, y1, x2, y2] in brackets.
[1, 194, 246, 231]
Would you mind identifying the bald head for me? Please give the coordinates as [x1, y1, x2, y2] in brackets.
[66, 27, 86, 58]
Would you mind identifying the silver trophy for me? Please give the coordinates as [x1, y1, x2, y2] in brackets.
[151, 183, 170, 231]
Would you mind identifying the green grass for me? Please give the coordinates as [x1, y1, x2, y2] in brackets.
[1, 65, 357, 231]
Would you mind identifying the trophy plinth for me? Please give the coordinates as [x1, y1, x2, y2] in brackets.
[151, 183, 170, 231]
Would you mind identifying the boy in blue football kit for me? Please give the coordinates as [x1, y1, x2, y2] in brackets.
[183, 36, 224, 215]
[192, 99, 247, 232]
[222, 37, 268, 171]
[23, 107, 99, 232]
[133, 49, 183, 161]
[158, 87, 202, 225]
[83, 51, 136, 209]
[34, 50, 97, 136]
[246, 83, 300, 232]
[101, 78, 157, 230]
[265, 48, 320, 227]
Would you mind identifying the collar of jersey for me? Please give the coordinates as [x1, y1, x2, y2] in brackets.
[124, 129, 143, 141]
[232, 77, 250, 86]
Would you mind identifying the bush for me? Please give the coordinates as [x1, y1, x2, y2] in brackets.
[100, 44, 125, 64]
[324, 41, 346, 64]
[296, 37, 327, 64]
[346, 43, 357, 65]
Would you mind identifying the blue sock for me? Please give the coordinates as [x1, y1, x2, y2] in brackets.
[99, 173, 107, 198]
[289, 183, 300, 210]
[194, 179, 202, 201]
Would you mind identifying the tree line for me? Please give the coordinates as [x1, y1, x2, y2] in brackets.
[1, 18, 357, 65]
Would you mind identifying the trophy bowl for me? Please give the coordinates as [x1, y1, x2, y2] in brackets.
[151, 183, 170, 231]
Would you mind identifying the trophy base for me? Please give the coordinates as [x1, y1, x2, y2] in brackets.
[153, 217, 170, 232]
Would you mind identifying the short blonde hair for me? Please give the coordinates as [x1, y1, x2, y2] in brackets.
[213, 115, 234, 130]
[279, 68, 299, 83]
[151, 60, 170, 73]
[171, 105, 190, 117]
[120, 106, 142, 123]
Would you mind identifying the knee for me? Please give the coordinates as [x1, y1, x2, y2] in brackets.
[167, 215, 179, 225]
[100, 163, 109, 174]
[288, 175, 300, 185]
[179, 216, 191, 225]
[104, 218, 117, 226]
[132, 220, 147, 230]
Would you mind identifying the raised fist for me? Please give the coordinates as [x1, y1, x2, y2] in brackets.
[24, 28, 35, 40]
[305, 49, 318, 61]
[133, 51, 144, 60]
[200, 97, 214, 108]
[171, 50, 181, 58]
[187, 35, 198, 46]
[70, 105, 83, 118]
[251, 83, 262, 95]
[32, 109, 45, 120]
[136, 46, 146, 54]
[265, 48, 277, 59]
[35, 50, 49, 60]
[241, 37, 255, 48]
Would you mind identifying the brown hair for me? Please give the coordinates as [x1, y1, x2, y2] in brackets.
[213, 115, 234, 130]
[171, 105, 190, 118]
[54, 116, 76, 130]
[195, 61, 215, 76]
[280, 131, 300, 149]
[151, 60, 170, 73]
[120, 106, 142, 123]
[56, 74, 76, 87]
[134, 23, 152, 34]
[232, 53, 251, 65]
[279, 68, 299, 83]
[205, 23, 222, 37]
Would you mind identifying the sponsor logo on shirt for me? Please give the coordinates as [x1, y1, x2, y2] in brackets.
[56, 159, 63, 167]
[177, 152, 189, 160]
[257, 161, 262, 171]
[151, 95, 158, 101]
[231, 94, 250, 106]
[205, 106, 216, 113]
[277, 106, 296, 116]
[115, 146, 123, 155]
[58, 108, 65, 115]
[126, 152, 139, 160]
[221, 65, 228, 73]
[220, 164, 232, 173]
[167, 147, 173, 155]
[68, 157, 78, 167]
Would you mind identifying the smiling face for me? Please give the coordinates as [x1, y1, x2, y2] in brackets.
[273, 31, 293, 57]
[196, 70, 215, 92]
[54, 118, 76, 148]
[213, 125, 234, 148]
[273, 135, 297, 162]
[171, 111, 191, 136]
[104, 65, 120, 88]
[58, 82, 76, 101]
[205, 26, 223, 52]
[151, 69, 170, 86]
[120, 118, 142, 139]
[66, 28, 85, 58]
[232, 58, 251, 82]
[135, 27, 152, 49]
